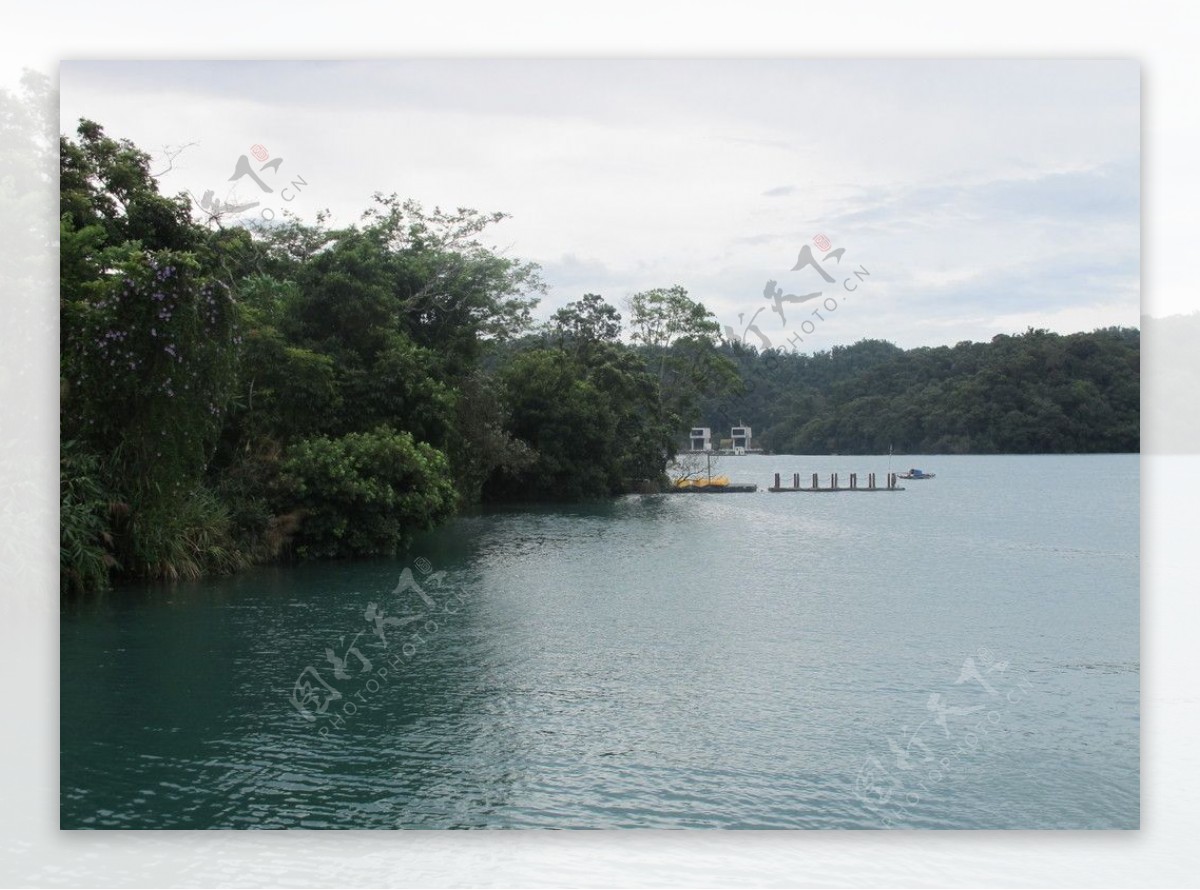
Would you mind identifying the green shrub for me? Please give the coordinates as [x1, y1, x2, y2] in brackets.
[60, 442, 117, 593]
[124, 486, 248, 581]
[279, 427, 456, 559]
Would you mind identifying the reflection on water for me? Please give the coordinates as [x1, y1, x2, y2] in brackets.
[61, 454, 1139, 828]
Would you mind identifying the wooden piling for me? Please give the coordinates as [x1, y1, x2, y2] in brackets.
[766, 469, 904, 493]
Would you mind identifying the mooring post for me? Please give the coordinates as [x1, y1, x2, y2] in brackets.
[793, 473, 799, 489]
[870, 472, 876, 489]
[831, 472, 837, 490]
[812, 472, 818, 490]
[774, 473, 780, 489]
[850, 473, 856, 489]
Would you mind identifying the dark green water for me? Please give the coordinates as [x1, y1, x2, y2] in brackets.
[60, 454, 1139, 829]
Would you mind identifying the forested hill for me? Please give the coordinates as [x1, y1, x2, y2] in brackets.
[699, 328, 1140, 454]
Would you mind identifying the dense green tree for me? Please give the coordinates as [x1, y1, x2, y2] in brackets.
[698, 329, 1139, 454]
[550, 292, 622, 355]
[486, 291, 724, 500]
[626, 285, 740, 443]
[60, 119, 200, 253]
[587, 343, 674, 486]
[61, 121, 244, 583]
[445, 370, 536, 504]
[486, 349, 620, 500]
[207, 196, 545, 553]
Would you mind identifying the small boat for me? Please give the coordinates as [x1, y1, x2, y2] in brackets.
[898, 468, 935, 479]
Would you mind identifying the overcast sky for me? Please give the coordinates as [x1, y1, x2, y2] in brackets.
[60, 60, 1139, 351]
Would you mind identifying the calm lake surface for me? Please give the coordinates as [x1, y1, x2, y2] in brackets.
[60, 454, 1139, 829]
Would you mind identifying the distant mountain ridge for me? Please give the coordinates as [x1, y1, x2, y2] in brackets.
[699, 326, 1141, 454]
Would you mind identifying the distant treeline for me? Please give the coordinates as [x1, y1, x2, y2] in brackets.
[699, 329, 1140, 454]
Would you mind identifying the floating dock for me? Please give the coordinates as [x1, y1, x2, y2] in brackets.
[671, 482, 758, 493]
[768, 472, 905, 493]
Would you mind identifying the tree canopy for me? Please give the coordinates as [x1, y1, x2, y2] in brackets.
[59, 122, 737, 591]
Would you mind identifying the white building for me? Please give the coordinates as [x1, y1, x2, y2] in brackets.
[731, 425, 752, 454]
[689, 427, 712, 452]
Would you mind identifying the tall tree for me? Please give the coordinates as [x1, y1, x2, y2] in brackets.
[550, 292, 622, 357]
[626, 285, 739, 442]
[60, 120, 242, 581]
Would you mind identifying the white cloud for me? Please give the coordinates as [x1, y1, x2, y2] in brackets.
[59, 59, 1140, 349]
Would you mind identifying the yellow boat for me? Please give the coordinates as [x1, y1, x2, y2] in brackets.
[673, 475, 730, 490]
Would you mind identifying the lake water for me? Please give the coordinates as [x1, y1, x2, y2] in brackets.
[60, 454, 1139, 829]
